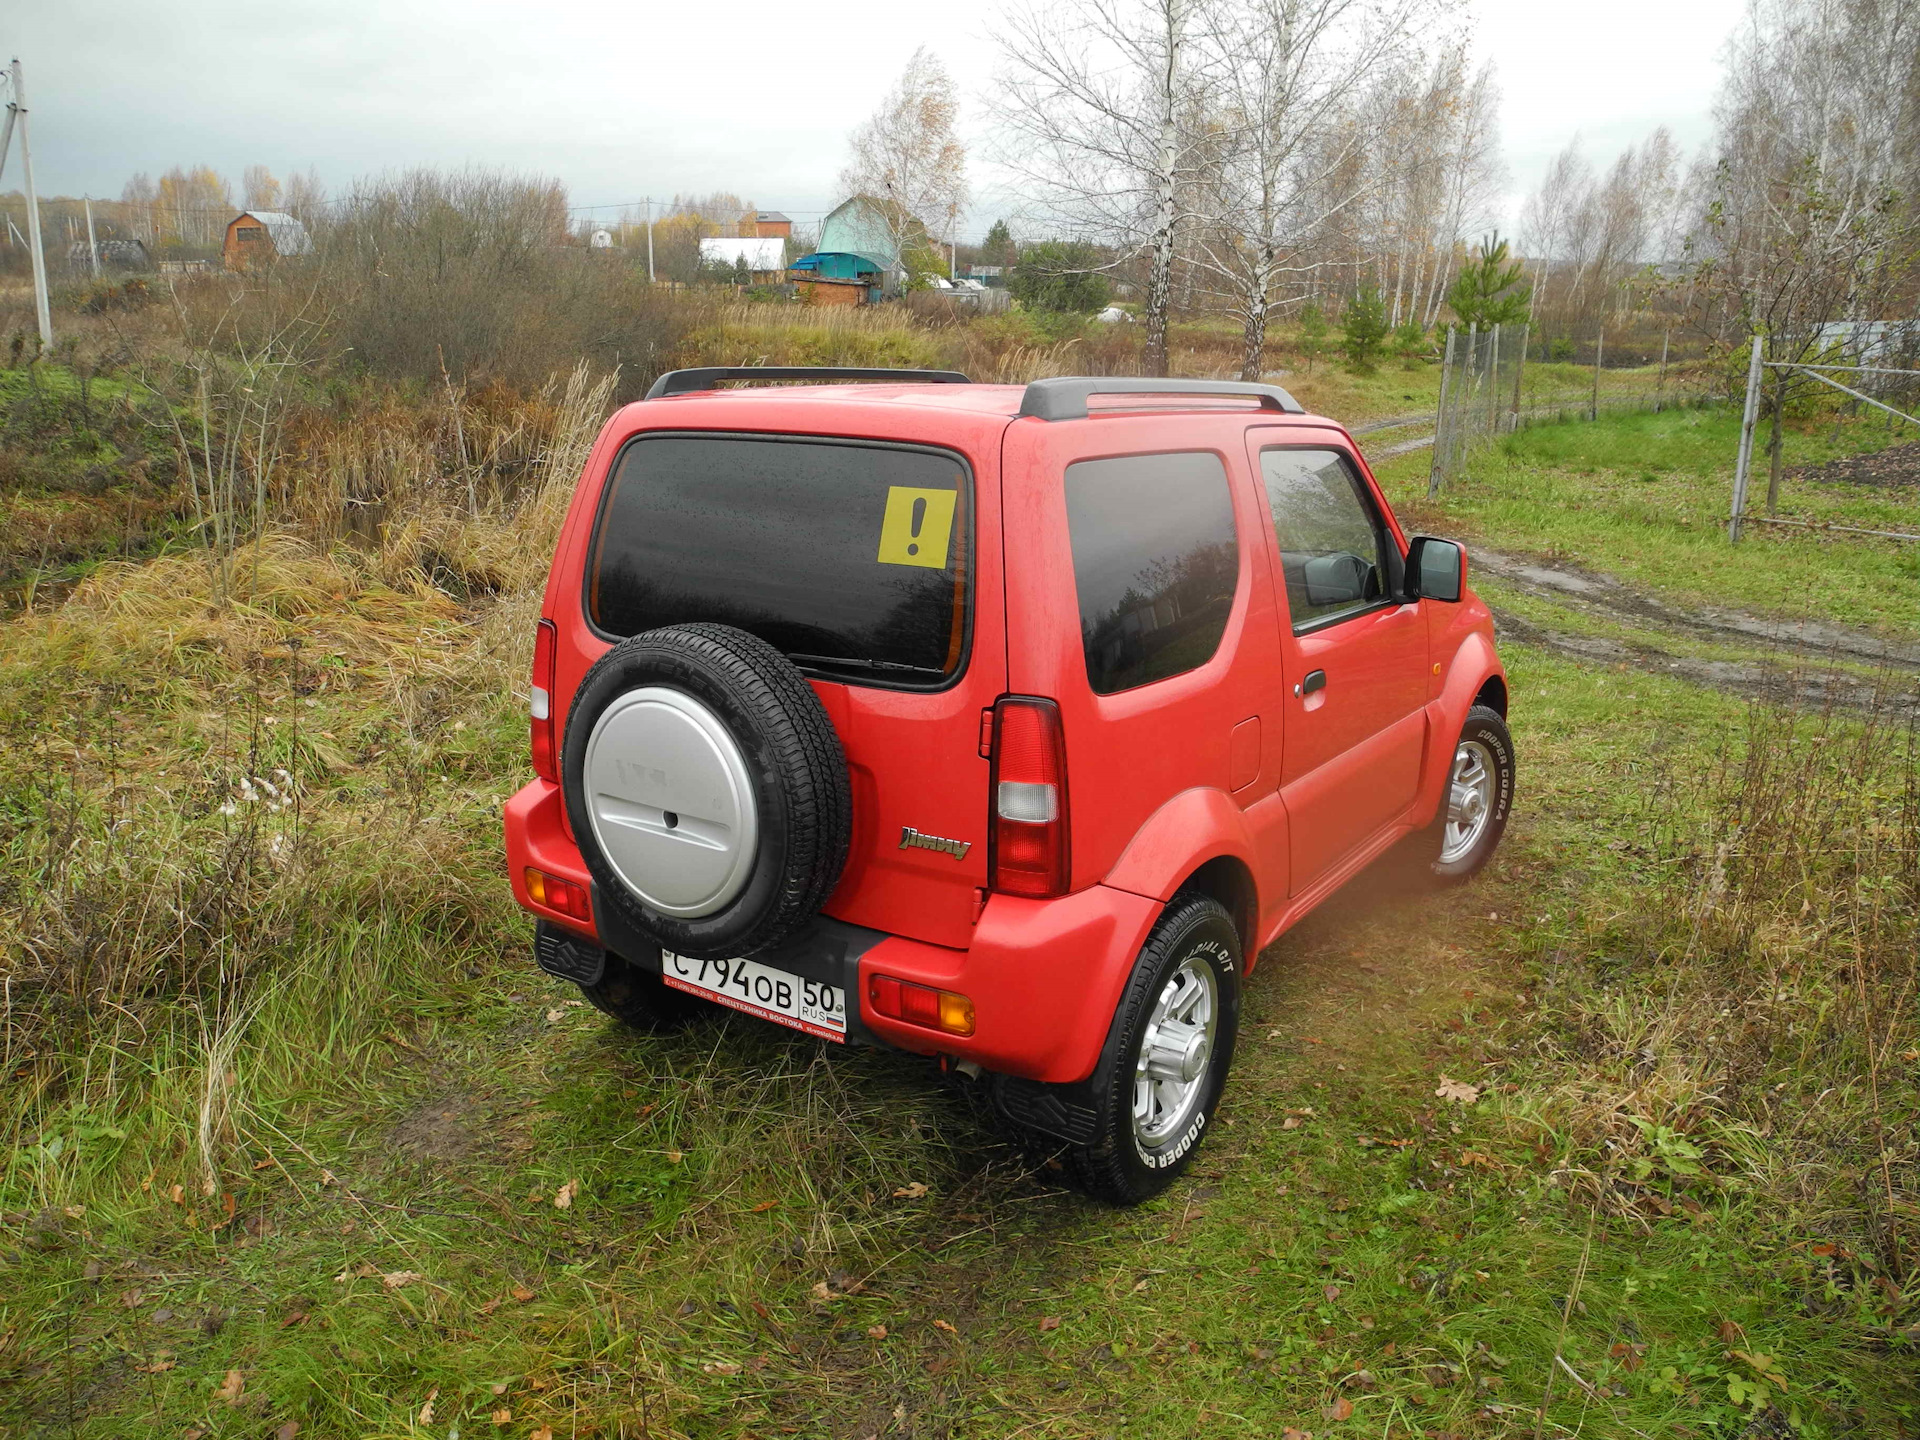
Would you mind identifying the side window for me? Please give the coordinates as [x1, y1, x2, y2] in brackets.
[1065, 451, 1240, 695]
[1259, 447, 1390, 632]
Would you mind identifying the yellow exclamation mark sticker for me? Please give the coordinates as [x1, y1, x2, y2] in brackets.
[876, 486, 957, 569]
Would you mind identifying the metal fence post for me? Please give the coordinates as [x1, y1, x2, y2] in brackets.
[1510, 322, 1528, 431]
[1729, 334, 1765, 542]
[1487, 325, 1502, 436]
[1428, 325, 1456, 498]
[1590, 327, 1603, 420]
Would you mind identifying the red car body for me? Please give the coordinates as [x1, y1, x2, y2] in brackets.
[505, 381, 1505, 1085]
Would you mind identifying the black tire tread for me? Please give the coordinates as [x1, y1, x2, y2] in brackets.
[1425, 703, 1514, 883]
[565, 623, 852, 959]
[1065, 894, 1241, 1206]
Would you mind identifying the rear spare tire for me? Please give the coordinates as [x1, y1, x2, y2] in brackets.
[562, 624, 851, 961]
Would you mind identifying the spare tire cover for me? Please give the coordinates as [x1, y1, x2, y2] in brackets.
[562, 624, 852, 961]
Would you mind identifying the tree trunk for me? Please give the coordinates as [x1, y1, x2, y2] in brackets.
[1143, 0, 1186, 379]
[1240, 248, 1273, 382]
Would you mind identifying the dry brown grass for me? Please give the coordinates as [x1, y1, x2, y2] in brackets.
[1521, 681, 1919, 1272]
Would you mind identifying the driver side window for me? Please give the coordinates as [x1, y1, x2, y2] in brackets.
[1259, 447, 1389, 632]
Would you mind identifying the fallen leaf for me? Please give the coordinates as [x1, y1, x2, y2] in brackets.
[210, 1193, 238, 1232]
[666, 1150, 683, 1165]
[63, 1204, 85, 1219]
[1323, 1283, 1341, 1303]
[751, 1200, 778, 1213]
[1039, 1315, 1062, 1331]
[892, 1182, 929, 1199]
[546, 1008, 566, 1023]
[866, 1323, 889, 1338]
[1323, 1395, 1354, 1421]
[418, 1387, 439, 1424]
[252, 1158, 275, 1172]
[280, 1309, 308, 1329]
[553, 1178, 580, 1209]
[478, 1297, 501, 1315]
[275, 1423, 300, 1440]
[491, 1409, 511, 1427]
[702, 1360, 742, 1375]
[1435, 1076, 1480, 1104]
[531, 1429, 554, 1440]
[1281, 1429, 1313, 1440]
[215, 1369, 245, 1406]
[511, 1283, 537, 1303]
[490, 1383, 509, 1396]
[933, 1318, 958, 1335]
[381, 1270, 423, 1289]
[137, 1354, 177, 1374]
[1283, 1116, 1302, 1129]
[811, 1281, 838, 1304]
[119, 1289, 144, 1309]
[168, 1184, 185, 1205]
[333, 1263, 378, 1283]
[320, 1170, 338, 1187]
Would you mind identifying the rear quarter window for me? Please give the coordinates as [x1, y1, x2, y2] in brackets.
[588, 434, 971, 686]
[1064, 451, 1240, 695]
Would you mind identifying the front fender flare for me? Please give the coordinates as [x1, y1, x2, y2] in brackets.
[1416, 630, 1505, 827]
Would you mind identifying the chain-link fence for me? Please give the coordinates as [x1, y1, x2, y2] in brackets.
[1426, 323, 1720, 495]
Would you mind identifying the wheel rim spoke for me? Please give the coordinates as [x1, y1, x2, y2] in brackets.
[1131, 954, 1219, 1150]
[1439, 739, 1497, 863]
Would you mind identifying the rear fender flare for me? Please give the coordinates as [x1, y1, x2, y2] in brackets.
[1103, 787, 1260, 947]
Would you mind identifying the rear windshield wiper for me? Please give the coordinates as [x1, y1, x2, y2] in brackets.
[786, 652, 947, 677]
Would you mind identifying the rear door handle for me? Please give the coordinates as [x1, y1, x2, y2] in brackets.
[1294, 669, 1327, 698]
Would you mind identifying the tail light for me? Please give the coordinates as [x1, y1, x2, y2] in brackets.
[868, 974, 975, 1036]
[989, 696, 1069, 898]
[530, 619, 558, 781]
[524, 866, 591, 922]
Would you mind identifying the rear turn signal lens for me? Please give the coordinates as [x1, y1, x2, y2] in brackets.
[989, 696, 1069, 898]
[530, 619, 558, 782]
[868, 974, 975, 1037]
[524, 866, 592, 923]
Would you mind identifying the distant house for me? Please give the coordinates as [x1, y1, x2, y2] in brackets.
[741, 211, 792, 239]
[223, 210, 313, 270]
[67, 238, 151, 273]
[698, 236, 788, 283]
[788, 196, 906, 304]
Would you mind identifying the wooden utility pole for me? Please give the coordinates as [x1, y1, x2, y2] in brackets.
[1510, 322, 1529, 432]
[645, 197, 655, 284]
[0, 59, 53, 348]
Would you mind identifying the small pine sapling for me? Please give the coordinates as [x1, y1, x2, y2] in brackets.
[1342, 286, 1388, 374]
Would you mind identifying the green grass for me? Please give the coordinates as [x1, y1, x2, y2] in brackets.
[4, 624, 1913, 1438]
[3, 358, 1916, 1439]
[1378, 405, 1920, 639]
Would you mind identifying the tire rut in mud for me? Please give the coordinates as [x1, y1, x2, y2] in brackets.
[1472, 547, 1920, 671]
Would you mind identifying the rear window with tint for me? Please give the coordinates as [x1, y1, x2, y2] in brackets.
[588, 435, 970, 685]
[1064, 451, 1240, 695]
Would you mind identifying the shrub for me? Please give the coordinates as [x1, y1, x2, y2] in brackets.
[1010, 241, 1111, 314]
[1341, 285, 1388, 373]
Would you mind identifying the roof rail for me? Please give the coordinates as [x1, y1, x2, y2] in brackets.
[645, 366, 972, 400]
[1017, 376, 1305, 421]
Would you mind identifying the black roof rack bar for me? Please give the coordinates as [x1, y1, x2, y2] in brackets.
[1017, 376, 1305, 421]
[646, 366, 972, 400]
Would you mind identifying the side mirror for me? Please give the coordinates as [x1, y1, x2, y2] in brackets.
[1405, 536, 1464, 603]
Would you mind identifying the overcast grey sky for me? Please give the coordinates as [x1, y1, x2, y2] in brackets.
[9, 0, 1746, 238]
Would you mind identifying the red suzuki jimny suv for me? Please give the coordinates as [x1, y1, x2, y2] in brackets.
[504, 367, 1513, 1204]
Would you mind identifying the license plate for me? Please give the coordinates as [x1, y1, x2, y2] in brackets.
[660, 951, 847, 1042]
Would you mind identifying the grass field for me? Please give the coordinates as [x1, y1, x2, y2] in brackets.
[2, 332, 1916, 1438]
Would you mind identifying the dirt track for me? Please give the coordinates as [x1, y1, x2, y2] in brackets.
[1472, 547, 1920, 713]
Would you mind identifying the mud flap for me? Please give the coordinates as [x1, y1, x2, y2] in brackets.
[534, 920, 606, 987]
[992, 1073, 1100, 1146]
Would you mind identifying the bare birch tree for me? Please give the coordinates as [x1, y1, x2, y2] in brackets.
[1182, 0, 1435, 378]
[994, 0, 1219, 375]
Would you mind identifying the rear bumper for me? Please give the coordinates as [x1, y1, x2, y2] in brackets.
[505, 778, 1160, 1084]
